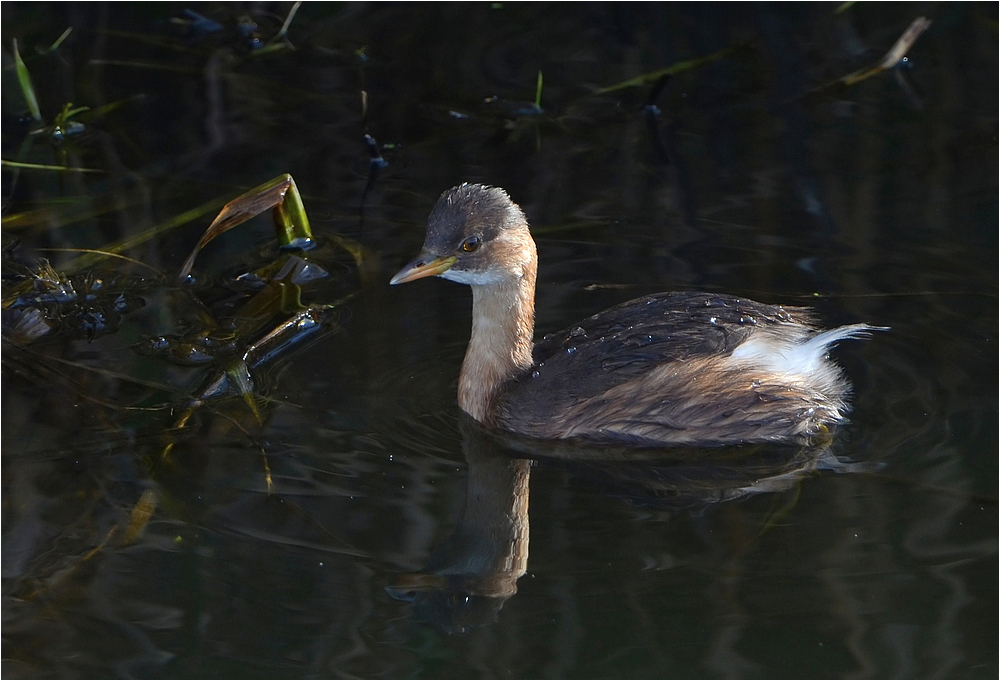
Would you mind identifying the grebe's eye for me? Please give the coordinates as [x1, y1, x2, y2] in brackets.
[460, 236, 481, 253]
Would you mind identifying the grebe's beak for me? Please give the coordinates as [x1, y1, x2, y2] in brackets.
[390, 252, 456, 285]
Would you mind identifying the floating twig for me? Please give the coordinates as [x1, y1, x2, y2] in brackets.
[811, 16, 932, 93]
[271, 0, 303, 45]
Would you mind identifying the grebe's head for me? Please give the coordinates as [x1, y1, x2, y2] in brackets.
[390, 184, 535, 287]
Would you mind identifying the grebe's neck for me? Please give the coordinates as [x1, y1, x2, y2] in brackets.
[458, 251, 537, 423]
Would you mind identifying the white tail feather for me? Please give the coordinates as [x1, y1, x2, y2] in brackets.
[730, 324, 887, 377]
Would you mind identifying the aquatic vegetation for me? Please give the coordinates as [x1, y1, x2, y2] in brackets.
[2, 259, 149, 343]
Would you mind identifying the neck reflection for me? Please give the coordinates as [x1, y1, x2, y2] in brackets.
[386, 416, 530, 634]
[388, 418, 857, 634]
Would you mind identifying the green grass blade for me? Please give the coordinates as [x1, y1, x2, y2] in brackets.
[1, 159, 103, 173]
[274, 175, 313, 247]
[595, 45, 738, 94]
[13, 39, 43, 121]
[225, 360, 262, 422]
[60, 194, 229, 274]
[45, 27, 73, 53]
[87, 59, 201, 74]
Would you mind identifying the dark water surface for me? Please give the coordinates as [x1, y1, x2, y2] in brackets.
[3, 3, 997, 678]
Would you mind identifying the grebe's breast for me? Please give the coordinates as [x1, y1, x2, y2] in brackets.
[496, 292, 875, 447]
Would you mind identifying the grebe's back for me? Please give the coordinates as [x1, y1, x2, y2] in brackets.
[497, 291, 879, 447]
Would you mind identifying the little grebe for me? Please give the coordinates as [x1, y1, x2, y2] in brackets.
[391, 184, 882, 447]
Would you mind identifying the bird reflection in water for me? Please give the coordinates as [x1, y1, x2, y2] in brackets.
[386, 417, 530, 634]
[386, 416, 866, 634]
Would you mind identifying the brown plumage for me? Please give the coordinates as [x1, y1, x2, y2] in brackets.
[391, 184, 883, 448]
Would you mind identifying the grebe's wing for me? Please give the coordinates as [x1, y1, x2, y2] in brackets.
[498, 292, 817, 436]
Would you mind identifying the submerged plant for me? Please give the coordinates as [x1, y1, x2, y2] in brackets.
[2, 259, 150, 343]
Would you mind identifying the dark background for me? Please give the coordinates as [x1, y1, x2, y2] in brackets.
[3, 3, 997, 677]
